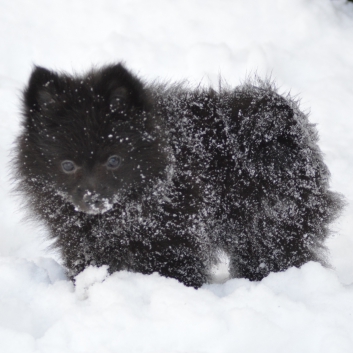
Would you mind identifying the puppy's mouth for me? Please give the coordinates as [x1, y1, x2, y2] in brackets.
[75, 192, 114, 215]
[56, 190, 114, 215]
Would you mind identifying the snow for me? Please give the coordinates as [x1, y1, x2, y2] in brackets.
[1, 261, 353, 353]
[0, 0, 353, 352]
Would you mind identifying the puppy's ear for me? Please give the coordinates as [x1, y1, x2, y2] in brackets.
[98, 64, 148, 111]
[109, 87, 128, 112]
[23, 66, 60, 112]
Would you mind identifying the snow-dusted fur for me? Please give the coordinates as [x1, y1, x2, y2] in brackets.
[14, 64, 343, 288]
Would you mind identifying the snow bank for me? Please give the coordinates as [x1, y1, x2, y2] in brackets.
[1, 259, 352, 353]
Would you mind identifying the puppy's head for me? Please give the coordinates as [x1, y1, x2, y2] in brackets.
[18, 64, 166, 214]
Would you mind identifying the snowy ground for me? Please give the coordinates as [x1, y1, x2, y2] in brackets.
[1, 0, 353, 352]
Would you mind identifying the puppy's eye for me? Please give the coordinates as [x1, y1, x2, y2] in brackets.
[61, 160, 76, 173]
[106, 155, 121, 169]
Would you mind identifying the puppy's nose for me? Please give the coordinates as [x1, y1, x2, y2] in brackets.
[83, 192, 101, 206]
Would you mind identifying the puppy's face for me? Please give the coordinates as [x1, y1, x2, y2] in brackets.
[54, 134, 162, 215]
[59, 155, 123, 214]
[19, 64, 166, 214]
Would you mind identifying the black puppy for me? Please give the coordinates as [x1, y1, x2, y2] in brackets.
[14, 64, 343, 288]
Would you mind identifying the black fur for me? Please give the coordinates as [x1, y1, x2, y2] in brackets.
[14, 63, 343, 288]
